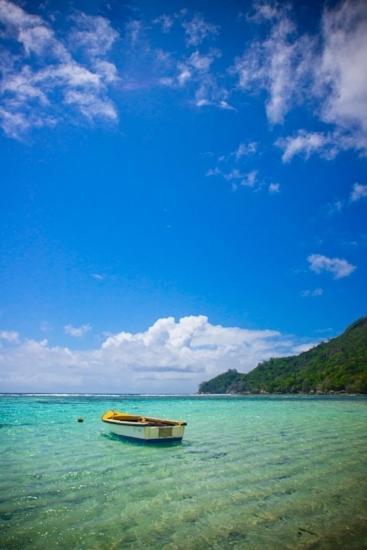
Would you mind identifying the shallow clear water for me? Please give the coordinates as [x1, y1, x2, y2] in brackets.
[0, 395, 366, 549]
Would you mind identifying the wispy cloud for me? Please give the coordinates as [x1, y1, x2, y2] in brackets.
[0, 0, 118, 139]
[182, 14, 219, 47]
[276, 129, 367, 162]
[235, 142, 258, 159]
[242, 170, 258, 188]
[160, 47, 230, 110]
[268, 182, 280, 193]
[317, 0, 367, 146]
[0, 316, 316, 392]
[301, 288, 323, 298]
[64, 324, 92, 338]
[232, 3, 314, 124]
[68, 13, 118, 58]
[276, 130, 339, 162]
[1, 0, 366, 152]
[153, 14, 176, 33]
[205, 142, 279, 193]
[308, 254, 356, 279]
[234, 0, 367, 157]
[350, 183, 367, 203]
[326, 199, 344, 216]
[91, 273, 105, 281]
[324, 182, 367, 215]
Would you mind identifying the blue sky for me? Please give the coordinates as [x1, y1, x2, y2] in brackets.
[0, 0, 366, 392]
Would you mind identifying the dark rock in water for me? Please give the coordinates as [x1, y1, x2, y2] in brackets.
[77, 417, 84, 423]
[298, 527, 317, 537]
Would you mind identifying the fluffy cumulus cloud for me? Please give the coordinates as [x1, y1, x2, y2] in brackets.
[0, 315, 315, 393]
[308, 254, 356, 279]
[0, 0, 118, 138]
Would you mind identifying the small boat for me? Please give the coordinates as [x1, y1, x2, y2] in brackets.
[102, 410, 187, 442]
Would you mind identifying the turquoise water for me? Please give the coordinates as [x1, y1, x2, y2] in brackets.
[0, 395, 366, 549]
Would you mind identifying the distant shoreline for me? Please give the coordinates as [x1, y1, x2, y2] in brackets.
[1, 392, 366, 398]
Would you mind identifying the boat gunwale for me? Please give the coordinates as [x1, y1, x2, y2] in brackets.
[103, 418, 150, 426]
[102, 415, 187, 427]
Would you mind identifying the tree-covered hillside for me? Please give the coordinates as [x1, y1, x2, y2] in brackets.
[199, 317, 367, 394]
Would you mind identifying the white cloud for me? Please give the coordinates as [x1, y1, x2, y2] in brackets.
[91, 273, 105, 281]
[175, 50, 220, 87]
[119, 21, 176, 93]
[0, 330, 19, 343]
[235, 0, 367, 156]
[326, 199, 345, 215]
[308, 254, 356, 279]
[182, 15, 219, 47]
[0, 1, 119, 138]
[124, 19, 143, 47]
[224, 168, 243, 181]
[276, 128, 367, 162]
[205, 143, 275, 193]
[301, 288, 323, 298]
[64, 324, 92, 338]
[188, 49, 220, 71]
[153, 14, 175, 33]
[276, 130, 338, 162]
[69, 13, 118, 58]
[268, 182, 280, 193]
[218, 100, 236, 111]
[235, 142, 257, 159]
[176, 65, 191, 86]
[193, 74, 230, 109]
[318, 1, 367, 143]
[166, 48, 228, 110]
[206, 167, 221, 177]
[249, 2, 282, 23]
[350, 183, 367, 202]
[0, 0, 69, 59]
[324, 182, 367, 215]
[232, 4, 314, 124]
[0, 315, 316, 393]
[64, 89, 117, 120]
[118, 17, 226, 110]
[242, 170, 258, 188]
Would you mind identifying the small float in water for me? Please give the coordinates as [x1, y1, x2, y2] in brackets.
[102, 410, 187, 442]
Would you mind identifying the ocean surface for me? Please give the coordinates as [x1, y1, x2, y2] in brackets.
[0, 395, 366, 549]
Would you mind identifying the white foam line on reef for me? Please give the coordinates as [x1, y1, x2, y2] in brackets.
[0, 393, 199, 397]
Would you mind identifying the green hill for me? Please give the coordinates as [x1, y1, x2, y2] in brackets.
[199, 317, 367, 394]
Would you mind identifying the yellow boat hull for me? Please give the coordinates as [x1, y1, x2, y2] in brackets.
[102, 410, 186, 442]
